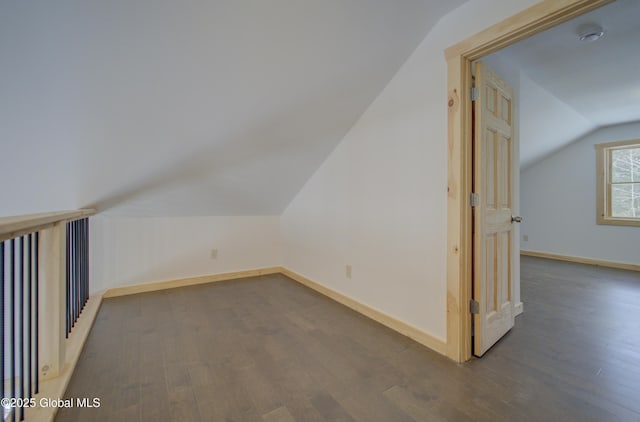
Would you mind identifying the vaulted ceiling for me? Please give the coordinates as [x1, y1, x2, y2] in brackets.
[0, 0, 466, 216]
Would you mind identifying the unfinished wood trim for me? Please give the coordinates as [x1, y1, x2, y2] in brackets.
[38, 223, 67, 381]
[514, 302, 524, 316]
[595, 139, 640, 150]
[521, 250, 640, 272]
[444, 0, 612, 61]
[103, 267, 283, 298]
[446, 54, 473, 363]
[28, 294, 102, 422]
[596, 142, 607, 225]
[0, 209, 96, 242]
[281, 267, 448, 356]
[596, 218, 640, 228]
[445, 0, 612, 363]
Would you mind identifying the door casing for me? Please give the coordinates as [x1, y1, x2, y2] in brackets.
[444, 0, 612, 363]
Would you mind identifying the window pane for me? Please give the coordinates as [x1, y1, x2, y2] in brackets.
[611, 183, 640, 217]
[612, 148, 640, 183]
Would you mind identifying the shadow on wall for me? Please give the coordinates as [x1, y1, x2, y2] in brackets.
[80, 77, 366, 216]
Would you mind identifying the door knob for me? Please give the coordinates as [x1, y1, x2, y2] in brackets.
[511, 216, 522, 223]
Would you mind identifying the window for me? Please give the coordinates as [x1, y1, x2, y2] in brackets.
[596, 139, 640, 227]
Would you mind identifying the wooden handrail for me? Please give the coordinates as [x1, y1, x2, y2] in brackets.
[0, 209, 96, 242]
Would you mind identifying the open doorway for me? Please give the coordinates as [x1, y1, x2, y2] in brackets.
[473, 0, 640, 357]
[444, 0, 614, 362]
[483, 0, 640, 266]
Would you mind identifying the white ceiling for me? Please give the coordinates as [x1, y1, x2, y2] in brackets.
[0, 0, 465, 216]
[489, 0, 640, 168]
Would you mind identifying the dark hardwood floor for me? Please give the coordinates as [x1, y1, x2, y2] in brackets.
[56, 256, 640, 421]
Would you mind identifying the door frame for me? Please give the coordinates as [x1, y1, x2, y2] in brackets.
[444, 0, 612, 362]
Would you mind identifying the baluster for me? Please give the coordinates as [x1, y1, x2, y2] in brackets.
[34, 233, 39, 394]
[10, 239, 15, 422]
[19, 237, 24, 421]
[1, 242, 4, 418]
[27, 234, 32, 401]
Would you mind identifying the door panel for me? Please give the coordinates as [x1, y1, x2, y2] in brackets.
[473, 61, 515, 357]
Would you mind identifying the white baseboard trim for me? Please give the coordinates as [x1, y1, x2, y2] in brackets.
[521, 250, 640, 272]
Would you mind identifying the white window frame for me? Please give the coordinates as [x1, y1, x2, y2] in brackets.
[596, 139, 640, 227]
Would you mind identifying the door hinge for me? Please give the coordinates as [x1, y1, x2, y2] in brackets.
[470, 87, 479, 101]
[469, 192, 479, 207]
[470, 299, 479, 314]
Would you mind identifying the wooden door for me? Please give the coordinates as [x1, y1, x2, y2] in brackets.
[473, 61, 515, 357]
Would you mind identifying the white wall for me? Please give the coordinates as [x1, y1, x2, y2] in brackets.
[0, 2, 79, 215]
[518, 72, 595, 169]
[90, 215, 282, 293]
[521, 121, 640, 265]
[0, 39, 76, 216]
[281, 0, 539, 341]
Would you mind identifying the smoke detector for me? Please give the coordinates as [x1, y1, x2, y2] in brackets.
[578, 24, 605, 42]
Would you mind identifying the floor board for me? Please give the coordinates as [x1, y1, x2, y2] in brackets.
[56, 257, 640, 421]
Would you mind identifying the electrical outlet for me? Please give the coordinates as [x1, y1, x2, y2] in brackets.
[523, 235, 528, 242]
[345, 265, 352, 279]
[210, 248, 218, 259]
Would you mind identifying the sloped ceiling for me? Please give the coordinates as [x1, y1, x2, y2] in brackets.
[0, 0, 465, 216]
[488, 0, 640, 169]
